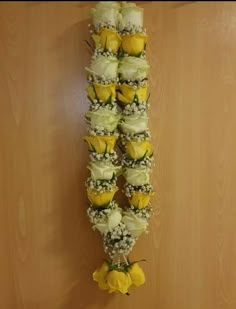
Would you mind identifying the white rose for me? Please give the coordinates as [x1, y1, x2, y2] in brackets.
[118, 57, 149, 81]
[94, 208, 122, 235]
[88, 161, 121, 180]
[91, 2, 121, 30]
[122, 210, 148, 237]
[120, 113, 148, 134]
[124, 167, 150, 186]
[119, 2, 144, 31]
[86, 110, 120, 132]
[86, 55, 118, 80]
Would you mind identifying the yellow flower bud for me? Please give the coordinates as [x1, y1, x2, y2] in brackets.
[107, 270, 132, 294]
[87, 187, 118, 207]
[83, 135, 118, 153]
[126, 140, 153, 160]
[121, 33, 148, 56]
[128, 191, 154, 209]
[128, 263, 145, 287]
[93, 262, 109, 290]
[117, 83, 148, 105]
[92, 28, 122, 54]
[87, 83, 116, 103]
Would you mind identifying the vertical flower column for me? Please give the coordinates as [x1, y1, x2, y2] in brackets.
[118, 0, 155, 270]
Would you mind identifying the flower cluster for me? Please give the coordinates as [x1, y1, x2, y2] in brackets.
[84, 1, 155, 295]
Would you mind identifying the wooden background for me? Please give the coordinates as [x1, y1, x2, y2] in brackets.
[1, 1, 236, 309]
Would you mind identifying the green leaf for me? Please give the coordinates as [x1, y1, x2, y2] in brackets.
[137, 150, 148, 162]
[133, 93, 139, 104]
[106, 94, 112, 105]
[90, 143, 97, 152]
[104, 141, 108, 154]
[147, 93, 151, 103]
[92, 84, 99, 100]
[134, 51, 142, 58]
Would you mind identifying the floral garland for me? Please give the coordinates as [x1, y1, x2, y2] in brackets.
[84, 1, 154, 295]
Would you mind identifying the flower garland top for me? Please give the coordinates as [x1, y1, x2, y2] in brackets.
[84, 1, 155, 295]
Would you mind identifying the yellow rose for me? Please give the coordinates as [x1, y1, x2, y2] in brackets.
[128, 191, 154, 209]
[93, 262, 109, 290]
[117, 83, 148, 105]
[107, 270, 132, 294]
[87, 187, 118, 207]
[87, 83, 116, 103]
[126, 140, 153, 160]
[121, 33, 148, 56]
[128, 263, 145, 287]
[92, 28, 122, 54]
[83, 135, 118, 153]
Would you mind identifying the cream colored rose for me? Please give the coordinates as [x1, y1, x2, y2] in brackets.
[119, 2, 144, 30]
[124, 167, 150, 186]
[94, 208, 122, 235]
[88, 161, 121, 180]
[85, 110, 120, 132]
[120, 113, 148, 134]
[86, 55, 118, 80]
[91, 2, 120, 30]
[118, 57, 149, 81]
[122, 210, 148, 237]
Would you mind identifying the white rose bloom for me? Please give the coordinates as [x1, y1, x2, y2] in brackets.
[94, 208, 122, 235]
[118, 57, 149, 81]
[119, 2, 144, 30]
[91, 2, 121, 30]
[124, 167, 150, 186]
[122, 210, 148, 237]
[88, 161, 121, 180]
[86, 55, 118, 80]
[120, 113, 148, 134]
[86, 110, 120, 132]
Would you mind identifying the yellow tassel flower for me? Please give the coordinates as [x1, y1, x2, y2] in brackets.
[93, 262, 109, 290]
[128, 263, 145, 287]
[121, 33, 148, 56]
[83, 135, 118, 153]
[87, 187, 118, 207]
[117, 83, 148, 105]
[128, 191, 154, 209]
[86, 83, 116, 103]
[92, 28, 122, 54]
[107, 270, 132, 294]
[125, 140, 153, 160]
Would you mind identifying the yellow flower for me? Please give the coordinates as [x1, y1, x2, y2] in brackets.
[92, 28, 122, 54]
[128, 191, 154, 209]
[107, 270, 132, 294]
[93, 262, 109, 290]
[117, 83, 148, 105]
[128, 263, 145, 287]
[87, 83, 116, 103]
[121, 33, 148, 56]
[87, 187, 118, 207]
[83, 135, 118, 153]
[125, 140, 153, 160]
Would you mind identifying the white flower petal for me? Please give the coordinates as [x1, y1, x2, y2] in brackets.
[86, 55, 118, 80]
[118, 57, 149, 81]
[124, 167, 150, 186]
[122, 211, 148, 237]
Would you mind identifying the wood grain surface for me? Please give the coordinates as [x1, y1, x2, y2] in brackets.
[1, 2, 236, 309]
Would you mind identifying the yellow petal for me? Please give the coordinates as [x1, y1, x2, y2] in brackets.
[125, 140, 153, 160]
[83, 135, 118, 153]
[99, 28, 122, 53]
[117, 83, 148, 105]
[93, 262, 109, 290]
[122, 33, 148, 56]
[128, 191, 154, 209]
[107, 270, 132, 294]
[87, 187, 118, 207]
[87, 83, 116, 102]
[128, 263, 145, 287]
